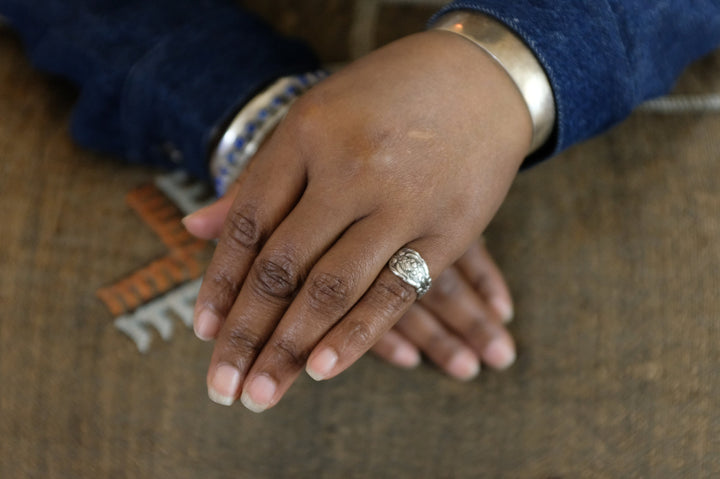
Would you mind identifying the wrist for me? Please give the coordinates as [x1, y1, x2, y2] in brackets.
[209, 70, 327, 196]
[431, 11, 555, 154]
[409, 29, 533, 174]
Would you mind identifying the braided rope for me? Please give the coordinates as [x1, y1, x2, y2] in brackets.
[639, 94, 720, 113]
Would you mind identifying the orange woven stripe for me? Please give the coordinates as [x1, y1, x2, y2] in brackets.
[128, 273, 155, 301]
[146, 261, 173, 291]
[164, 255, 188, 283]
[96, 288, 126, 317]
[126, 185, 209, 250]
[116, 280, 144, 311]
[98, 183, 211, 316]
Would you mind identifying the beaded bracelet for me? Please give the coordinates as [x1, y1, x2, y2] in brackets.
[209, 70, 328, 196]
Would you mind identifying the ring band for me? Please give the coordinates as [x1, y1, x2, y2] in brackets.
[388, 248, 432, 298]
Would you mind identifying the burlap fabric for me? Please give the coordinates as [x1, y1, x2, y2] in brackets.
[1, 7, 719, 477]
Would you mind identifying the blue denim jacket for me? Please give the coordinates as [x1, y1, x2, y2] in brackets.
[438, 1, 720, 165]
[0, 0, 318, 179]
[1, 1, 719, 176]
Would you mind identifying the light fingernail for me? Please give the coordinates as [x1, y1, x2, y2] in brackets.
[484, 339, 516, 370]
[392, 344, 421, 368]
[448, 350, 480, 381]
[241, 375, 277, 413]
[195, 310, 220, 341]
[181, 212, 199, 228]
[490, 297, 514, 323]
[306, 348, 338, 381]
[208, 364, 241, 406]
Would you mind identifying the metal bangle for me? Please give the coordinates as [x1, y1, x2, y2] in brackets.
[433, 11, 556, 153]
[209, 71, 327, 195]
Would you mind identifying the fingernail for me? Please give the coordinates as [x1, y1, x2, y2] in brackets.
[392, 344, 421, 368]
[208, 364, 241, 406]
[180, 212, 197, 228]
[240, 375, 277, 413]
[484, 339, 516, 370]
[448, 350, 480, 381]
[490, 297, 514, 323]
[306, 348, 338, 381]
[194, 310, 220, 341]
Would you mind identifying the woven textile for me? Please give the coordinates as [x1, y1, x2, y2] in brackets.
[1, 10, 719, 479]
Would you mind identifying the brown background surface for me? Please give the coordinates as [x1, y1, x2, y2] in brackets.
[1, 2, 719, 478]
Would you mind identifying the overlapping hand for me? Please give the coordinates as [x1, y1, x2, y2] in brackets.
[184, 31, 531, 411]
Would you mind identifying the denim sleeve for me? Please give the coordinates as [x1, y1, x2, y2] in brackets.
[0, 0, 318, 179]
[433, 1, 720, 164]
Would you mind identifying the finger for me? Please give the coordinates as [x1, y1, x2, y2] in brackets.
[457, 239, 514, 322]
[370, 329, 421, 369]
[421, 266, 516, 370]
[394, 304, 480, 380]
[205, 190, 362, 406]
[182, 193, 235, 240]
[236, 215, 408, 412]
[184, 130, 276, 240]
[183, 164, 256, 240]
[304, 237, 445, 383]
[193, 141, 306, 341]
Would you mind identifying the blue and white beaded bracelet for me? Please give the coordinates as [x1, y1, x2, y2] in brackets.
[209, 70, 328, 196]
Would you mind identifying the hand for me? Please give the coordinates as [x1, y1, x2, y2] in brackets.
[188, 199, 517, 380]
[184, 30, 531, 412]
[370, 238, 516, 380]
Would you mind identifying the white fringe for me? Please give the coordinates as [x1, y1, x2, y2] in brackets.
[154, 170, 214, 216]
[114, 276, 202, 353]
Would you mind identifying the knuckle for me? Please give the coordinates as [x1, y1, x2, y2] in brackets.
[225, 206, 262, 251]
[471, 272, 493, 296]
[285, 93, 392, 181]
[208, 270, 241, 298]
[368, 274, 416, 314]
[426, 330, 449, 351]
[427, 333, 460, 363]
[285, 93, 329, 141]
[428, 270, 461, 301]
[344, 319, 376, 350]
[271, 338, 308, 369]
[462, 316, 489, 339]
[251, 254, 302, 301]
[224, 327, 263, 360]
[306, 272, 352, 315]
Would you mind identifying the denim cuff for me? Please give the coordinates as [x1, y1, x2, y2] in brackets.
[432, 1, 720, 165]
[0, 0, 319, 179]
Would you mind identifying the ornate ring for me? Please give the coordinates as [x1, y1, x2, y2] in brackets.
[388, 248, 432, 299]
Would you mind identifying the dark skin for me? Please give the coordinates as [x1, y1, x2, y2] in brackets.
[183, 30, 531, 411]
[188, 215, 516, 380]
